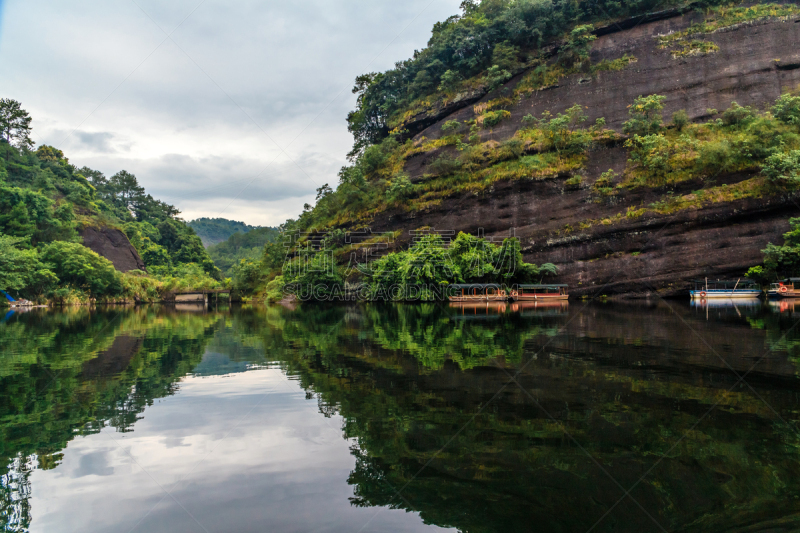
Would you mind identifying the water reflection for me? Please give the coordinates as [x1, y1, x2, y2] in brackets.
[2, 301, 800, 532]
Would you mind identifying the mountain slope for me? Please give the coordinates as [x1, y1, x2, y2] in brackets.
[272, 1, 800, 298]
[188, 217, 259, 247]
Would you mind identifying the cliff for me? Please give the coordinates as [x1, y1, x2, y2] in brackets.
[362, 6, 800, 297]
[79, 226, 147, 273]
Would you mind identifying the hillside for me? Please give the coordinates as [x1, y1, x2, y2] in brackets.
[188, 217, 259, 246]
[207, 226, 280, 276]
[0, 100, 222, 304]
[267, 0, 800, 299]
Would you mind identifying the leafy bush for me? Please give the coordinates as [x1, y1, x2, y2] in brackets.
[484, 65, 512, 92]
[534, 104, 590, 154]
[479, 109, 512, 128]
[671, 110, 689, 131]
[623, 95, 666, 136]
[558, 25, 596, 68]
[0, 235, 57, 298]
[721, 102, 756, 127]
[772, 94, 800, 126]
[367, 233, 557, 301]
[387, 173, 414, 202]
[428, 153, 463, 176]
[762, 150, 800, 182]
[39, 241, 122, 297]
[441, 120, 462, 135]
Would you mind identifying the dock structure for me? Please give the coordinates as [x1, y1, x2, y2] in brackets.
[170, 289, 231, 304]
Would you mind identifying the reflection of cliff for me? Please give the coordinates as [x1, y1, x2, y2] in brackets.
[0, 308, 221, 532]
[253, 303, 800, 533]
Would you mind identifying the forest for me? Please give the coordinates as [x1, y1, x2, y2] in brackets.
[188, 217, 260, 246]
[0, 98, 222, 305]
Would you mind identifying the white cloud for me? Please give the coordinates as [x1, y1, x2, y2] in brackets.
[0, 0, 463, 225]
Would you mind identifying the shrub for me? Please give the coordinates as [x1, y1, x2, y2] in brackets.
[387, 173, 414, 201]
[484, 65, 512, 92]
[441, 120, 462, 135]
[480, 110, 512, 128]
[721, 101, 756, 127]
[762, 150, 800, 182]
[438, 70, 463, 92]
[671, 110, 689, 131]
[558, 25, 596, 68]
[0, 235, 58, 298]
[623, 95, 666, 136]
[564, 176, 583, 190]
[772, 94, 800, 126]
[39, 241, 122, 296]
[535, 104, 589, 154]
[429, 153, 463, 176]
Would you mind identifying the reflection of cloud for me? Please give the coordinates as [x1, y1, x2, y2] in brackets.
[71, 450, 114, 478]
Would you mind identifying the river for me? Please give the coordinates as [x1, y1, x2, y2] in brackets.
[2, 299, 800, 532]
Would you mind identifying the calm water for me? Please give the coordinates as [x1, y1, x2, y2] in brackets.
[3, 300, 800, 532]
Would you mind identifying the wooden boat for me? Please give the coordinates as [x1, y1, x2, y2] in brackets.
[509, 284, 568, 301]
[447, 284, 508, 302]
[689, 279, 761, 300]
[768, 278, 800, 299]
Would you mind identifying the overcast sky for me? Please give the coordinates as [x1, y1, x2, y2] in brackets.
[0, 0, 461, 226]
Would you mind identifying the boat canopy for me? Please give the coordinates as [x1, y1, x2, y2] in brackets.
[449, 284, 504, 290]
[516, 284, 568, 289]
[691, 279, 758, 289]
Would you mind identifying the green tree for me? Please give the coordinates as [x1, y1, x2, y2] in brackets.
[0, 99, 33, 150]
[558, 25, 596, 68]
[0, 236, 57, 296]
[39, 241, 122, 296]
[763, 150, 800, 182]
[623, 95, 666, 136]
[772, 93, 800, 126]
[0, 202, 36, 238]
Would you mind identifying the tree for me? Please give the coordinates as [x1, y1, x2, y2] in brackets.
[623, 95, 666, 136]
[0, 235, 57, 296]
[39, 241, 122, 296]
[0, 99, 34, 150]
[108, 170, 145, 213]
[558, 25, 596, 68]
[762, 150, 800, 182]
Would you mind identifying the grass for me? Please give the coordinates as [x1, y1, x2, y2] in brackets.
[514, 55, 637, 97]
[657, 3, 800, 50]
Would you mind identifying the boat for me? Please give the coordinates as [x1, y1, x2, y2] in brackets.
[447, 284, 509, 302]
[2, 290, 38, 308]
[767, 278, 800, 299]
[689, 278, 761, 300]
[509, 284, 569, 301]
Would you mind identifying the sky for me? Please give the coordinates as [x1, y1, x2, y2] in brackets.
[0, 0, 462, 226]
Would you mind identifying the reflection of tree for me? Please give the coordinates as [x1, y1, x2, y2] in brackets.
[249, 302, 800, 533]
[0, 307, 221, 532]
[0, 456, 32, 533]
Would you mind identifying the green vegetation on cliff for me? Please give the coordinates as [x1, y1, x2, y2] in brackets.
[0, 99, 222, 304]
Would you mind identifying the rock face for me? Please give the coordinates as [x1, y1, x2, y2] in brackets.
[374, 8, 800, 297]
[80, 226, 146, 273]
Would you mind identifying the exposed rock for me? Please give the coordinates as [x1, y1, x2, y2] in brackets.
[80, 226, 147, 273]
[368, 11, 800, 297]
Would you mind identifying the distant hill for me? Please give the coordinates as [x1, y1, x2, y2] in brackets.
[207, 226, 281, 276]
[188, 218, 258, 247]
